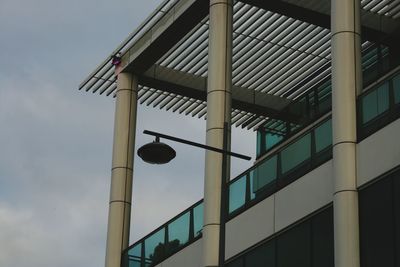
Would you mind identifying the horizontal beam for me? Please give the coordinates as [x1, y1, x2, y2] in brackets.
[121, 0, 209, 74]
[240, 0, 399, 45]
[138, 65, 297, 122]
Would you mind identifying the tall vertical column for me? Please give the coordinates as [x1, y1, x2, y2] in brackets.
[331, 1, 362, 267]
[105, 72, 138, 267]
[203, 1, 233, 266]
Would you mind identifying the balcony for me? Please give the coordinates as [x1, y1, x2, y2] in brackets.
[122, 64, 400, 267]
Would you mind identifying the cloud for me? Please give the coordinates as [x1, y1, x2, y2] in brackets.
[0, 0, 256, 266]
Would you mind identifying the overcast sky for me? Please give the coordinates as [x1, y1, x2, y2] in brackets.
[0, 1, 255, 267]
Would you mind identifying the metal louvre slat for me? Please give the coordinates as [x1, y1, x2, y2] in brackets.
[80, 0, 400, 131]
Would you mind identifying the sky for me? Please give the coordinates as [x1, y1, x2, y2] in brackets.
[0, 1, 255, 267]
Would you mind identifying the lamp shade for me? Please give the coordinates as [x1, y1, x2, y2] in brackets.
[137, 141, 176, 164]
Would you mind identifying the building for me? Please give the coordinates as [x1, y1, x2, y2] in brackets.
[79, 1, 400, 267]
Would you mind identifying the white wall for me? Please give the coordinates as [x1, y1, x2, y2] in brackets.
[357, 118, 400, 186]
[225, 161, 333, 260]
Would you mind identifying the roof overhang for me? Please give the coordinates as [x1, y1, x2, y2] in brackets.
[79, 0, 400, 130]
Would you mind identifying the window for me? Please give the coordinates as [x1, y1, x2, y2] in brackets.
[361, 82, 389, 124]
[317, 81, 332, 114]
[193, 202, 203, 238]
[225, 207, 333, 267]
[229, 176, 246, 213]
[226, 258, 244, 267]
[280, 134, 311, 174]
[256, 131, 262, 157]
[394, 173, 400, 266]
[167, 212, 190, 254]
[245, 241, 275, 267]
[314, 119, 332, 153]
[266, 132, 284, 150]
[127, 243, 141, 267]
[393, 74, 400, 104]
[144, 228, 165, 265]
[250, 155, 277, 199]
[360, 177, 395, 267]
[277, 221, 311, 267]
[312, 208, 334, 267]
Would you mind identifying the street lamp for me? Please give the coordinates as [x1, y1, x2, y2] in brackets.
[137, 128, 250, 267]
[137, 130, 251, 163]
[137, 136, 176, 164]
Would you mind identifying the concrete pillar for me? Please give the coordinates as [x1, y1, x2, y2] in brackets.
[203, 1, 233, 267]
[331, 1, 362, 267]
[105, 72, 138, 267]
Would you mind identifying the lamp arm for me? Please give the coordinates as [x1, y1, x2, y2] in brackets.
[143, 130, 251, 161]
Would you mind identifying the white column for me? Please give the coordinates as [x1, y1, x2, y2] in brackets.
[105, 73, 138, 267]
[203, 1, 233, 266]
[331, 1, 362, 267]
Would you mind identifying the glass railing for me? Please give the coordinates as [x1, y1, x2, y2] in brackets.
[256, 43, 393, 159]
[229, 117, 332, 216]
[122, 200, 203, 267]
[358, 71, 400, 139]
[120, 69, 400, 267]
[231, 67, 400, 219]
[256, 79, 332, 159]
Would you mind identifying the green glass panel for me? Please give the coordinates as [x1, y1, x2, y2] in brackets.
[193, 202, 203, 237]
[144, 228, 165, 264]
[229, 176, 246, 214]
[318, 95, 331, 114]
[167, 211, 190, 253]
[266, 132, 284, 150]
[256, 131, 262, 157]
[250, 156, 277, 199]
[281, 134, 311, 174]
[314, 119, 332, 153]
[393, 74, 400, 104]
[317, 81, 332, 114]
[362, 90, 378, 123]
[377, 83, 389, 113]
[362, 82, 389, 124]
[128, 243, 142, 267]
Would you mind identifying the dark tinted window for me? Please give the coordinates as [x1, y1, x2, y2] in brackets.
[277, 222, 311, 267]
[312, 208, 334, 267]
[226, 258, 244, 267]
[394, 174, 400, 267]
[393, 74, 400, 104]
[245, 241, 275, 267]
[360, 177, 395, 267]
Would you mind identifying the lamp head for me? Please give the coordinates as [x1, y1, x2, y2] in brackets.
[137, 137, 176, 164]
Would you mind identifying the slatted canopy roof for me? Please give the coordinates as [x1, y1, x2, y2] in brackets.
[79, 0, 400, 130]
